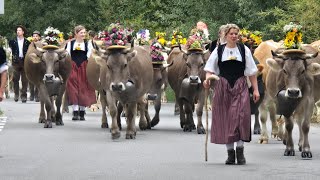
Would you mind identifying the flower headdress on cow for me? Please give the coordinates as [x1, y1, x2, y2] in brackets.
[150, 39, 166, 64]
[43, 26, 62, 46]
[170, 30, 187, 47]
[136, 29, 150, 45]
[185, 28, 207, 50]
[99, 23, 134, 49]
[155, 32, 167, 47]
[283, 22, 303, 49]
[239, 29, 263, 49]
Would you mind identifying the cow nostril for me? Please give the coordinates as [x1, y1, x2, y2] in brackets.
[288, 89, 300, 97]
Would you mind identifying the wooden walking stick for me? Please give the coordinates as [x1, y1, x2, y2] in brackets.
[205, 75, 220, 162]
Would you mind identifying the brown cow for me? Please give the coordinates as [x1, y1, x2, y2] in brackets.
[25, 42, 72, 128]
[266, 47, 320, 158]
[167, 47, 214, 134]
[94, 46, 153, 139]
[86, 46, 109, 128]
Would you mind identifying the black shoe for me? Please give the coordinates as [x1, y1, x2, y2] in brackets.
[236, 146, 246, 165]
[225, 149, 236, 165]
[79, 111, 85, 121]
[72, 111, 80, 120]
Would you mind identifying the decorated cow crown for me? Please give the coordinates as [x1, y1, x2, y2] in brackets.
[98, 23, 134, 48]
[43, 26, 63, 46]
[283, 22, 303, 49]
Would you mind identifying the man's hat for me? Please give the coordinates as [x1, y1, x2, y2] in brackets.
[32, 30, 41, 36]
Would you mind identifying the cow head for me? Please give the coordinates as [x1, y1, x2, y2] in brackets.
[181, 48, 209, 85]
[267, 49, 320, 98]
[28, 44, 68, 83]
[94, 47, 137, 92]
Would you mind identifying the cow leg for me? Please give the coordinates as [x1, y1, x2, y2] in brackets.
[196, 91, 205, 134]
[116, 102, 123, 130]
[283, 116, 295, 156]
[298, 100, 313, 159]
[50, 97, 56, 123]
[253, 110, 261, 134]
[144, 102, 152, 129]
[126, 102, 137, 139]
[107, 94, 120, 139]
[39, 99, 46, 123]
[268, 101, 279, 139]
[100, 92, 108, 128]
[178, 98, 186, 129]
[174, 100, 180, 116]
[183, 100, 194, 132]
[258, 98, 269, 144]
[55, 85, 65, 126]
[151, 92, 162, 127]
[62, 91, 69, 113]
[138, 97, 148, 130]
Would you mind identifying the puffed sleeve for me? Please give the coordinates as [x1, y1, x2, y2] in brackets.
[87, 40, 93, 59]
[244, 46, 258, 76]
[204, 47, 220, 75]
[0, 63, 8, 74]
[65, 41, 71, 55]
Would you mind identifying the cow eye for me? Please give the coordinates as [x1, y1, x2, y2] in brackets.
[124, 63, 127, 68]
[107, 65, 110, 69]
[301, 70, 305, 75]
[199, 63, 204, 67]
[283, 69, 287, 74]
[186, 62, 191, 68]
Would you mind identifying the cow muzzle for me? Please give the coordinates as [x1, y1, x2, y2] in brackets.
[189, 76, 201, 85]
[285, 88, 302, 98]
[43, 74, 56, 82]
[110, 82, 126, 92]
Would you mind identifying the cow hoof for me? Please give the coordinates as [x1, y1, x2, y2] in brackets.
[111, 131, 121, 139]
[101, 123, 109, 128]
[125, 133, 136, 139]
[253, 128, 261, 134]
[147, 122, 151, 129]
[183, 125, 192, 132]
[197, 127, 206, 134]
[191, 124, 196, 130]
[56, 121, 64, 126]
[284, 149, 295, 156]
[283, 139, 287, 145]
[180, 121, 185, 129]
[139, 122, 148, 131]
[151, 118, 159, 127]
[39, 118, 45, 123]
[44, 121, 52, 128]
[299, 145, 302, 152]
[258, 139, 268, 144]
[301, 151, 312, 159]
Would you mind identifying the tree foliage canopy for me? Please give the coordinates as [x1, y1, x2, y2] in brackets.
[0, 0, 319, 43]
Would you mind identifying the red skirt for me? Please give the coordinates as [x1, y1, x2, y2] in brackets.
[210, 76, 251, 144]
[66, 61, 96, 107]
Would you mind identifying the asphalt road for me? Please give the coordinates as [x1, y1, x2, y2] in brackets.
[0, 96, 320, 180]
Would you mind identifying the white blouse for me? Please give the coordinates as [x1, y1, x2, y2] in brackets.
[204, 45, 258, 76]
[66, 40, 93, 59]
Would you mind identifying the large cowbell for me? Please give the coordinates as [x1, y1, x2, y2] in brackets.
[43, 74, 62, 97]
[276, 90, 301, 117]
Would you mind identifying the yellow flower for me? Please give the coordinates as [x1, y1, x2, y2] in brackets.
[157, 38, 166, 46]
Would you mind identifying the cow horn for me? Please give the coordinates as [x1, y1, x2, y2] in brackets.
[98, 48, 106, 54]
[163, 61, 173, 68]
[181, 49, 188, 55]
[54, 48, 66, 53]
[306, 52, 318, 59]
[36, 47, 46, 53]
[271, 50, 285, 58]
[202, 49, 209, 54]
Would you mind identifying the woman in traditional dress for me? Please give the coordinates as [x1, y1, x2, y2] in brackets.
[203, 24, 260, 165]
[66, 25, 96, 120]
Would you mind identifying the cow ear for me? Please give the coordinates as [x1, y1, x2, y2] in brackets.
[94, 55, 107, 66]
[266, 58, 283, 72]
[28, 53, 41, 64]
[307, 63, 320, 75]
[127, 50, 137, 61]
[257, 64, 264, 72]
